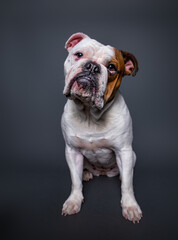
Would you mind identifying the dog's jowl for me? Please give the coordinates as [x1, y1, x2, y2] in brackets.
[61, 33, 142, 223]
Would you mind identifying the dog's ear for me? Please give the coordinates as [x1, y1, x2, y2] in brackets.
[65, 32, 89, 52]
[121, 51, 138, 76]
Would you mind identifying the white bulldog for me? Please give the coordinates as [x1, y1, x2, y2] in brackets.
[61, 33, 142, 223]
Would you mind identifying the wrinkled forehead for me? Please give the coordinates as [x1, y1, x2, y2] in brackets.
[71, 38, 115, 65]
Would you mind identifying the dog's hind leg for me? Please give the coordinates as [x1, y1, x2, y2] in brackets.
[83, 170, 93, 181]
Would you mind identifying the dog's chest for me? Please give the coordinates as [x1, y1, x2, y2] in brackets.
[71, 133, 114, 164]
[62, 94, 131, 164]
[71, 133, 108, 150]
[64, 116, 115, 164]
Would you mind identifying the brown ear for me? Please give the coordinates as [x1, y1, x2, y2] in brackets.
[121, 51, 138, 76]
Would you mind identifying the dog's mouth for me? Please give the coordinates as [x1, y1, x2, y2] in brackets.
[65, 72, 98, 101]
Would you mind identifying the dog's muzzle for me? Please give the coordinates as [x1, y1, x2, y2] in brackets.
[66, 61, 101, 97]
[64, 60, 106, 110]
[74, 61, 100, 89]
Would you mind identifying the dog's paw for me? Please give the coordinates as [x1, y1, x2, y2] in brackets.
[83, 170, 93, 181]
[62, 195, 83, 216]
[122, 203, 142, 223]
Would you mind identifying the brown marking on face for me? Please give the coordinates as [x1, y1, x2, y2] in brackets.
[104, 48, 139, 104]
[104, 48, 125, 103]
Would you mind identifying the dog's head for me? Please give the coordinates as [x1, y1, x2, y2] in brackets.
[63, 33, 138, 110]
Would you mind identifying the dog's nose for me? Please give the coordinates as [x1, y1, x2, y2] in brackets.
[83, 61, 100, 74]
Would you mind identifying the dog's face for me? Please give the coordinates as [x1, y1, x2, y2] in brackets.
[63, 33, 138, 110]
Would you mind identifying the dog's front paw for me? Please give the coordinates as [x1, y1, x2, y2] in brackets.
[121, 198, 142, 223]
[62, 194, 84, 216]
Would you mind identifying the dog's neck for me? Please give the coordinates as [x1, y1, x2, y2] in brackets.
[72, 97, 115, 122]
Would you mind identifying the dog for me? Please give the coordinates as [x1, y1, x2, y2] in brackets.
[61, 33, 142, 223]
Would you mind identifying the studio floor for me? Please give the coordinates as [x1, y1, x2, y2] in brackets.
[1, 157, 178, 240]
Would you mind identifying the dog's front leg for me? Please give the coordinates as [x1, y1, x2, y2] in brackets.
[62, 145, 84, 216]
[115, 149, 142, 223]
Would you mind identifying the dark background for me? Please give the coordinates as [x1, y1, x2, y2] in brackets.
[1, 0, 178, 239]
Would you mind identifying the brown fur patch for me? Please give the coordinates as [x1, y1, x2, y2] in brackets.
[104, 48, 125, 103]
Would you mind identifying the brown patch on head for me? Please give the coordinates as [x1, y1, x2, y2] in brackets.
[104, 48, 124, 103]
[104, 48, 139, 104]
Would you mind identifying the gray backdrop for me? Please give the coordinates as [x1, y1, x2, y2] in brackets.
[1, 0, 178, 239]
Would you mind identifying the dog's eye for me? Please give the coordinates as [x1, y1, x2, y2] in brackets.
[107, 64, 117, 75]
[108, 64, 117, 71]
[74, 52, 83, 58]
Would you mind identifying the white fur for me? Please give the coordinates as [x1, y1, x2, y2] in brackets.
[61, 35, 142, 223]
[63, 37, 114, 110]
